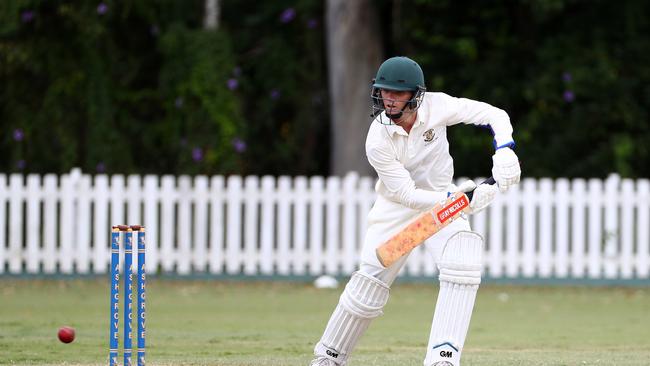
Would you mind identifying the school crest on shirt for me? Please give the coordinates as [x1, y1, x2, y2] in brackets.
[423, 128, 437, 143]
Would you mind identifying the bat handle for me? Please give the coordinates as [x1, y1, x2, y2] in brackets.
[466, 176, 496, 201]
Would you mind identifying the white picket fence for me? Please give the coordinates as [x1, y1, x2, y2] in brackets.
[0, 169, 648, 280]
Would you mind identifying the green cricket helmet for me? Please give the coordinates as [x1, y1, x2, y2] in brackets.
[371, 56, 426, 121]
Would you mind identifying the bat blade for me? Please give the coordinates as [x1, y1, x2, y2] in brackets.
[376, 192, 470, 267]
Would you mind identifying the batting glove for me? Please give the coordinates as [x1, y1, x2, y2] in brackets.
[454, 180, 496, 214]
[491, 147, 521, 192]
[467, 182, 498, 214]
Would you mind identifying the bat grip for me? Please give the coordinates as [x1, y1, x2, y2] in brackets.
[466, 176, 496, 201]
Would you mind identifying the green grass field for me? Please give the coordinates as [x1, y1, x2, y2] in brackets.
[1, 278, 649, 366]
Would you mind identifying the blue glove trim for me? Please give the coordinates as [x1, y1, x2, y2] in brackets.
[494, 140, 516, 150]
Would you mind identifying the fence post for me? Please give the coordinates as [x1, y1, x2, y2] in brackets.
[620, 179, 634, 279]
[309, 177, 325, 275]
[194, 176, 209, 272]
[160, 175, 176, 272]
[505, 182, 521, 278]
[243, 176, 259, 275]
[555, 178, 570, 278]
[603, 174, 620, 278]
[25, 175, 41, 273]
[94, 175, 109, 274]
[325, 176, 341, 275]
[587, 179, 603, 278]
[636, 179, 650, 278]
[42, 175, 58, 274]
[538, 178, 553, 278]
[342, 173, 359, 275]
[488, 182, 505, 278]
[209, 176, 225, 274]
[177, 175, 192, 275]
[75, 173, 92, 274]
[260, 176, 276, 275]
[9, 174, 25, 273]
[225, 176, 243, 274]
[293, 177, 308, 275]
[0, 175, 6, 274]
[277, 176, 292, 276]
[143, 175, 159, 273]
[521, 179, 537, 278]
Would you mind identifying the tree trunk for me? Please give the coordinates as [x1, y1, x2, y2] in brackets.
[204, 0, 220, 30]
[326, 0, 383, 177]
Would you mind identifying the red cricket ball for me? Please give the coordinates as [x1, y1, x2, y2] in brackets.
[57, 326, 75, 343]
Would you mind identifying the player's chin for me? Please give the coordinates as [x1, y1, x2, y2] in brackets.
[390, 115, 406, 124]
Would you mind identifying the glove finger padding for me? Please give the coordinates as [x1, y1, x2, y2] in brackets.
[468, 183, 498, 214]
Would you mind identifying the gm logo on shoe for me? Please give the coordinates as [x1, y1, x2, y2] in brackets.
[440, 350, 453, 358]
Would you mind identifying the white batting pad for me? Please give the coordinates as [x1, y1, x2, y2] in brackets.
[314, 271, 390, 365]
[424, 231, 483, 366]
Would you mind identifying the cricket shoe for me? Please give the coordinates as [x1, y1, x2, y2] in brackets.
[309, 357, 340, 366]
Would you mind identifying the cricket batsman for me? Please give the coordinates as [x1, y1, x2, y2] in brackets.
[309, 56, 521, 366]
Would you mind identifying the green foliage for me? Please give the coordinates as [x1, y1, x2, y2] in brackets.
[2, 0, 648, 177]
[158, 24, 243, 174]
[0, 0, 243, 175]
[399, 0, 650, 178]
[221, 0, 328, 176]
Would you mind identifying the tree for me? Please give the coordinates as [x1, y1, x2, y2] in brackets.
[326, 0, 383, 176]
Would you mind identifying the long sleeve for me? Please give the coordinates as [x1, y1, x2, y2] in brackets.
[366, 140, 448, 211]
[441, 93, 514, 148]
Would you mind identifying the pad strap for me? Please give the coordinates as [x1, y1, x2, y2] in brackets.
[340, 271, 389, 318]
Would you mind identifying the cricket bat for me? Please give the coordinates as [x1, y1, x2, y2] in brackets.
[375, 177, 495, 267]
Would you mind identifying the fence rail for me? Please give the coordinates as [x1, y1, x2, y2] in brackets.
[0, 169, 648, 280]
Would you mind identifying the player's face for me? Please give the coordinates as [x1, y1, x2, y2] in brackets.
[380, 89, 412, 115]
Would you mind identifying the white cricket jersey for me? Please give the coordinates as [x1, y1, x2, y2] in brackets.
[365, 92, 514, 211]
